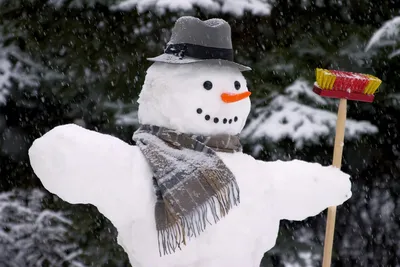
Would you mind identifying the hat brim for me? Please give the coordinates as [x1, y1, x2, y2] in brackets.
[147, 54, 251, 72]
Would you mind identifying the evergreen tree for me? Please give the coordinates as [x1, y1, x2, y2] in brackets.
[0, 189, 85, 267]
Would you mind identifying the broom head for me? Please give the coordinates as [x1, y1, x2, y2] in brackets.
[313, 68, 382, 102]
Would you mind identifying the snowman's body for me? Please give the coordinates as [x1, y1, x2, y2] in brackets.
[29, 62, 352, 267]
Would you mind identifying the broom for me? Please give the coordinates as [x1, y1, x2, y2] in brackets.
[312, 68, 382, 267]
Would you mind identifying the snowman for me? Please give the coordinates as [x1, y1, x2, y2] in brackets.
[29, 16, 352, 267]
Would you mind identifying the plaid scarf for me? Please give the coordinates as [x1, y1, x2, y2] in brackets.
[132, 124, 241, 256]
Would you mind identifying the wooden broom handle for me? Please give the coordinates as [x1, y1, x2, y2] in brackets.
[322, 98, 347, 267]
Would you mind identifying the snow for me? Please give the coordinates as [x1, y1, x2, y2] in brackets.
[285, 78, 327, 105]
[104, 100, 140, 126]
[112, 0, 272, 16]
[137, 62, 251, 136]
[365, 16, 400, 57]
[0, 33, 41, 105]
[115, 110, 139, 125]
[283, 252, 315, 267]
[0, 48, 12, 105]
[46, 0, 272, 16]
[0, 189, 85, 267]
[242, 79, 378, 149]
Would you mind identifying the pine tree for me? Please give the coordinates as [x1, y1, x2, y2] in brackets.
[0, 189, 85, 267]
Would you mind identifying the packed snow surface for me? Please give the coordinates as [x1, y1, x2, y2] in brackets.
[29, 124, 352, 267]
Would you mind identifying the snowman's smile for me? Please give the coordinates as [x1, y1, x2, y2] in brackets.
[194, 91, 251, 125]
[196, 108, 239, 124]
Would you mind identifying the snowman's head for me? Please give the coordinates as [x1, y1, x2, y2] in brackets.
[137, 61, 251, 136]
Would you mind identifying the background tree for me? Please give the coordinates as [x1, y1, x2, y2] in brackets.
[0, 189, 85, 267]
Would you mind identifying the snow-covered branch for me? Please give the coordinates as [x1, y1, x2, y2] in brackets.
[0, 189, 86, 267]
[15, 0, 272, 16]
[0, 32, 41, 105]
[241, 79, 378, 149]
[104, 100, 140, 126]
[365, 16, 400, 57]
[111, 0, 272, 16]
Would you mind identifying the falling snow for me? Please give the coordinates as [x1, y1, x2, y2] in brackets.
[1, 1, 399, 267]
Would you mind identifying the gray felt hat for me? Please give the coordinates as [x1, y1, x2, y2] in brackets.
[147, 16, 251, 72]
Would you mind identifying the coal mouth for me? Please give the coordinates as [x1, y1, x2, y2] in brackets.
[196, 108, 238, 124]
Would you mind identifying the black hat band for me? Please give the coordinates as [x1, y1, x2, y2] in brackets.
[164, 43, 234, 61]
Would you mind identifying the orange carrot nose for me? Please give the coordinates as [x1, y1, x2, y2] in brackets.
[221, 91, 251, 103]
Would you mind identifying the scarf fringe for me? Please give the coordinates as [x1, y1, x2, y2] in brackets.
[157, 179, 240, 256]
[133, 125, 242, 257]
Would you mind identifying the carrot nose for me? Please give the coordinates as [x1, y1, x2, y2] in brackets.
[221, 91, 251, 103]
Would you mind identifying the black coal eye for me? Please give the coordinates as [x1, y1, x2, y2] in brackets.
[234, 81, 241, 90]
[203, 81, 213, 90]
